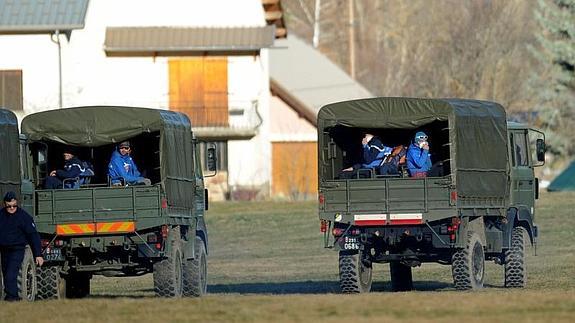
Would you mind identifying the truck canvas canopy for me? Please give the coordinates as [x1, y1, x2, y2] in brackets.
[318, 97, 509, 198]
[21, 106, 194, 208]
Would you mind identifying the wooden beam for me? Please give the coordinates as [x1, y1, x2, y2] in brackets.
[265, 11, 283, 21]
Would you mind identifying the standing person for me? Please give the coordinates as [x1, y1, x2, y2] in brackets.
[108, 141, 151, 186]
[407, 131, 432, 178]
[0, 192, 43, 301]
[340, 133, 392, 178]
[44, 148, 84, 189]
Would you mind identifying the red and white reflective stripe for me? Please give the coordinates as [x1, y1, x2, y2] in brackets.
[353, 213, 424, 226]
[354, 214, 386, 226]
[389, 213, 423, 225]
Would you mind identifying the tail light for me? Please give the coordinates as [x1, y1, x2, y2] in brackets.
[447, 217, 461, 242]
[320, 220, 328, 233]
[41, 239, 50, 248]
[161, 198, 168, 209]
[332, 228, 360, 237]
[161, 225, 169, 239]
[54, 240, 64, 247]
[318, 193, 325, 205]
[332, 228, 344, 237]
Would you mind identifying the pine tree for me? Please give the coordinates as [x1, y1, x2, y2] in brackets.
[531, 0, 575, 155]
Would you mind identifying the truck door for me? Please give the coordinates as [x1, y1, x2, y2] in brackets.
[509, 130, 535, 214]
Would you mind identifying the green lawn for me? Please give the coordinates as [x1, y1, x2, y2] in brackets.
[1, 192, 574, 322]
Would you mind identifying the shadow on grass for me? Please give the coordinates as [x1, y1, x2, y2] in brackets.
[208, 280, 452, 295]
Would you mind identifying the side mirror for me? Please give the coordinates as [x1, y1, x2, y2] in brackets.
[207, 147, 217, 172]
[536, 139, 545, 162]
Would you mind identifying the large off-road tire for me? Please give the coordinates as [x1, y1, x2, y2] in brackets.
[18, 247, 37, 301]
[390, 261, 413, 292]
[504, 226, 526, 288]
[182, 236, 207, 297]
[154, 227, 183, 298]
[37, 266, 65, 300]
[65, 272, 90, 299]
[339, 250, 372, 293]
[451, 232, 485, 290]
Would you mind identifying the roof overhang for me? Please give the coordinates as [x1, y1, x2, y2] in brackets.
[193, 127, 256, 141]
[270, 78, 317, 127]
[104, 26, 276, 57]
[0, 0, 89, 40]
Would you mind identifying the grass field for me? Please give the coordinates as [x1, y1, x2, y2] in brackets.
[1, 192, 574, 322]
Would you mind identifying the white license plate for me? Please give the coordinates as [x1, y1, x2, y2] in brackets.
[343, 236, 360, 250]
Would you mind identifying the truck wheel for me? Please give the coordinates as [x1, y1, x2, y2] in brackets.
[451, 232, 485, 290]
[339, 250, 372, 293]
[37, 266, 65, 300]
[17, 247, 37, 301]
[504, 226, 526, 288]
[390, 262, 413, 292]
[153, 235, 183, 297]
[65, 272, 90, 298]
[182, 237, 207, 297]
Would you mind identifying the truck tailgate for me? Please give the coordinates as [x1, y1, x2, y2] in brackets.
[35, 186, 161, 233]
[320, 177, 456, 223]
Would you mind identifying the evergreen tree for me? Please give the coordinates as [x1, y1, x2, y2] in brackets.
[531, 0, 575, 155]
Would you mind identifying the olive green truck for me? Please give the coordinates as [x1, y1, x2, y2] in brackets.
[0, 106, 213, 300]
[317, 98, 546, 292]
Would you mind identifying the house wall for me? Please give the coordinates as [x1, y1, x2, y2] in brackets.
[269, 94, 318, 199]
[0, 0, 271, 198]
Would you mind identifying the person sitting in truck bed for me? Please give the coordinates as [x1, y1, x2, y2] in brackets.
[44, 149, 84, 189]
[407, 131, 432, 178]
[339, 133, 392, 178]
[108, 141, 151, 186]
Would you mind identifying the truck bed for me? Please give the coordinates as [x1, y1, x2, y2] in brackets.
[34, 185, 163, 234]
[319, 176, 457, 225]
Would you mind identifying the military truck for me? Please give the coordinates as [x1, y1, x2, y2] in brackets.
[2, 106, 214, 300]
[317, 98, 545, 292]
[0, 108, 38, 301]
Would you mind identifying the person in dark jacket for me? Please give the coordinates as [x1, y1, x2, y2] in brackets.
[340, 133, 392, 178]
[44, 149, 84, 189]
[108, 141, 151, 186]
[0, 192, 43, 301]
[406, 131, 432, 177]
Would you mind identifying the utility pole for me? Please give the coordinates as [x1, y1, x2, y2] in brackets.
[313, 0, 321, 48]
[348, 0, 355, 79]
[51, 30, 63, 108]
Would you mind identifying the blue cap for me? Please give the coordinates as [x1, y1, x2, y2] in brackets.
[415, 131, 427, 140]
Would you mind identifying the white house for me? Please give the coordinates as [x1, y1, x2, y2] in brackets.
[0, 0, 276, 200]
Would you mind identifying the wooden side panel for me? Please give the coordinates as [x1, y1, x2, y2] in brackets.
[272, 142, 318, 199]
[168, 58, 228, 126]
[203, 58, 228, 126]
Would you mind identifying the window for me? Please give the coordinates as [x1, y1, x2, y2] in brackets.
[199, 141, 227, 171]
[0, 70, 23, 111]
[512, 132, 529, 167]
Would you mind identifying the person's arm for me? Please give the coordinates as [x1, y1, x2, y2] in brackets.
[20, 211, 43, 262]
[55, 164, 82, 179]
[130, 159, 142, 178]
[409, 147, 430, 168]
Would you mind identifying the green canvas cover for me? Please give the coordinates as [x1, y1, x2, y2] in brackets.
[21, 106, 194, 209]
[317, 97, 509, 198]
[547, 161, 575, 191]
[0, 108, 21, 199]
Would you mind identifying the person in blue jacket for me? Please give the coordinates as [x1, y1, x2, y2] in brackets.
[407, 131, 432, 177]
[108, 141, 151, 186]
[340, 133, 392, 178]
[0, 192, 43, 301]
